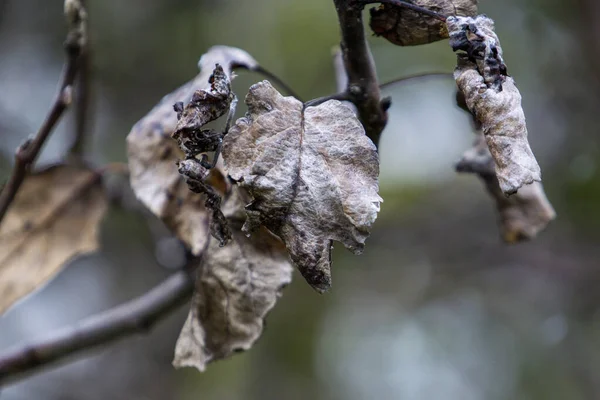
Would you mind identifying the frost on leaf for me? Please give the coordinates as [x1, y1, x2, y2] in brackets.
[173, 224, 292, 372]
[456, 134, 555, 242]
[0, 165, 107, 315]
[126, 46, 257, 254]
[222, 81, 381, 293]
[370, 0, 478, 46]
[448, 15, 541, 195]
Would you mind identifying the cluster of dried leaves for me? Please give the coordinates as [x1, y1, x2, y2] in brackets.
[128, 45, 382, 369]
[0, 0, 555, 376]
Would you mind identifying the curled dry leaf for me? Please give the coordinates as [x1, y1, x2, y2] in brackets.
[223, 81, 381, 293]
[370, 0, 478, 46]
[172, 65, 236, 246]
[456, 134, 555, 242]
[126, 46, 258, 254]
[448, 15, 541, 195]
[0, 164, 107, 315]
[173, 224, 292, 372]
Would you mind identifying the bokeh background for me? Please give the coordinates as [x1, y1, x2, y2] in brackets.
[1, 0, 600, 398]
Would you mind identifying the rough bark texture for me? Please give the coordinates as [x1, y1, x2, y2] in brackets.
[223, 81, 381, 293]
[370, 0, 478, 46]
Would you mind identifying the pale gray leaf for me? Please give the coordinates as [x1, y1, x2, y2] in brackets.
[222, 81, 381, 293]
[126, 46, 257, 254]
[173, 226, 292, 372]
[448, 15, 542, 196]
[456, 133, 555, 242]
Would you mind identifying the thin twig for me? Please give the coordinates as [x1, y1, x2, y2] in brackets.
[304, 92, 352, 108]
[332, 0, 388, 146]
[362, 0, 448, 21]
[70, 0, 92, 158]
[0, 0, 86, 226]
[252, 66, 303, 101]
[0, 267, 197, 386]
[380, 72, 452, 89]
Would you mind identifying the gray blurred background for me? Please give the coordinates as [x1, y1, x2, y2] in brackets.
[1, 0, 600, 399]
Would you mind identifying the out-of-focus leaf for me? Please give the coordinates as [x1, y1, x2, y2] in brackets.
[0, 164, 107, 315]
[369, 0, 478, 46]
[448, 15, 541, 195]
[126, 46, 257, 255]
[223, 81, 381, 293]
[173, 224, 292, 372]
[456, 134, 555, 242]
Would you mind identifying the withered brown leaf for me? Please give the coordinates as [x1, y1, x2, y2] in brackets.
[173, 224, 292, 372]
[222, 81, 382, 293]
[448, 15, 541, 195]
[456, 134, 555, 242]
[370, 0, 478, 46]
[126, 46, 258, 254]
[0, 164, 107, 315]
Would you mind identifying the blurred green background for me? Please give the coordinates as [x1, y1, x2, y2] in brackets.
[1, 0, 600, 399]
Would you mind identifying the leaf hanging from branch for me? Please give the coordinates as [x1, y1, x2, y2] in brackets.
[172, 65, 236, 246]
[370, 0, 478, 46]
[173, 224, 292, 372]
[126, 46, 258, 255]
[0, 165, 107, 315]
[448, 15, 541, 196]
[223, 81, 382, 293]
[456, 134, 555, 242]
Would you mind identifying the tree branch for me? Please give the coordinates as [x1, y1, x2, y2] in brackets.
[332, 0, 388, 146]
[0, 0, 86, 226]
[0, 267, 197, 386]
[69, 0, 92, 159]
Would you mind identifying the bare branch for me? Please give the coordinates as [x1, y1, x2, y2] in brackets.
[0, 0, 87, 226]
[0, 267, 197, 385]
[332, 0, 388, 146]
[70, 0, 92, 159]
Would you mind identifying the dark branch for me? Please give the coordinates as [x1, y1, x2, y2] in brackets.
[0, 268, 196, 385]
[70, 0, 92, 158]
[362, 0, 448, 21]
[333, 0, 388, 146]
[0, 0, 86, 226]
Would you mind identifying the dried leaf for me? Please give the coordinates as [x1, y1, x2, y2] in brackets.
[456, 134, 556, 242]
[222, 81, 381, 293]
[369, 0, 478, 46]
[126, 46, 258, 254]
[448, 15, 541, 195]
[172, 65, 236, 246]
[0, 165, 107, 315]
[173, 225, 292, 372]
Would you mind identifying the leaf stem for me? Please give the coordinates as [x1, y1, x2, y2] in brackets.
[252, 66, 303, 102]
